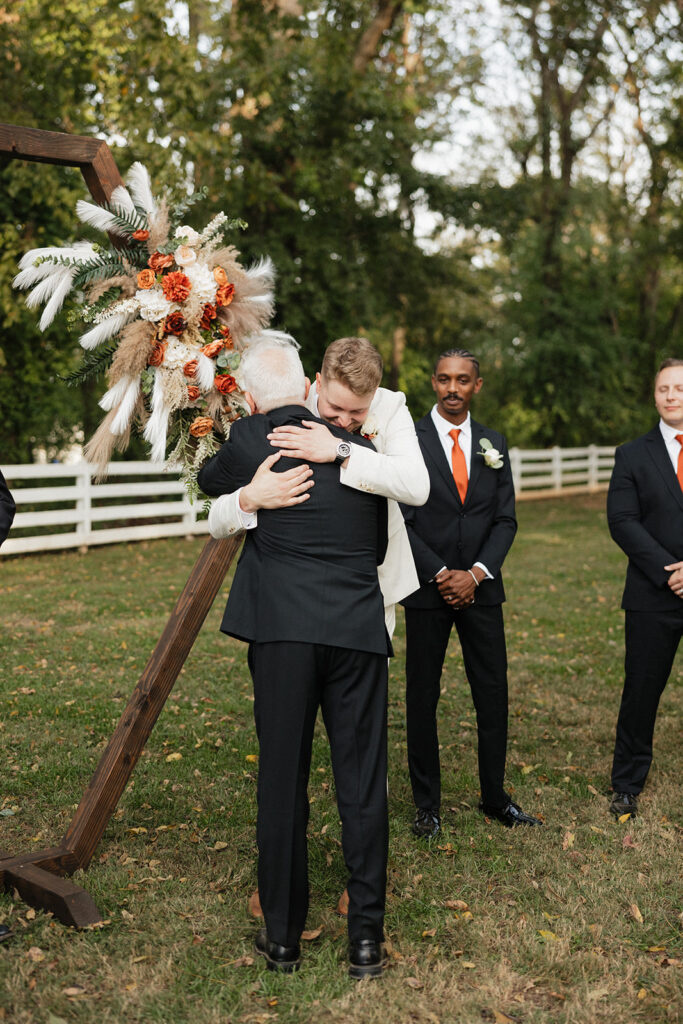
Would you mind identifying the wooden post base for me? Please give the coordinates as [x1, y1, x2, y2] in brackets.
[0, 848, 101, 928]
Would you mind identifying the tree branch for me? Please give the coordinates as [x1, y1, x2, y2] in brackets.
[353, 0, 404, 74]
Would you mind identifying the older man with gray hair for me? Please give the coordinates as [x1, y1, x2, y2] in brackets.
[198, 334, 391, 979]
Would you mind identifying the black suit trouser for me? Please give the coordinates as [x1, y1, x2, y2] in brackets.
[405, 603, 509, 811]
[611, 609, 683, 794]
[249, 641, 388, 948]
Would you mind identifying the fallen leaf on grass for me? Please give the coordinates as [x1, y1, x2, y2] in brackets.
[165, 752, 182, 762]
[622, 834, 638, 849]
[47, 1015, 69, 1024]
[618, 812, 634, 824]
[562, 831, 575, 850]
[233, 955, 255, 967]
[62, 987, 85, 997]
[301, 927, 322, 941]
[212, 841, 228, 852]
[461, 961, 476, 969]
[245, 754, 258, 763]
[538, 930, 559, 942]
[126, 827, 147, 836]
[248, 890, 263, 919]
[629, 904, 644, 924]
[587, 785, 599, 796]
[405, 977, 424, 989]
[27, 947, 45, 962]
[491, 1011, 519, 1023]
[25, 909, 35, 920]
[521, 764, 541, 775]
[132, 955, 150, 963]
[421, 928, 437, 938]
[445, 899, 468, 911]
[637, 989, 648, 999]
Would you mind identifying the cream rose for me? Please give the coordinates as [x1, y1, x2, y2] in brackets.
[174, 225, 201, 246]
[174, 244, 198, 267]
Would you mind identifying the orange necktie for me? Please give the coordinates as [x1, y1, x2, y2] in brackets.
[449, 428, 468, 502]
[676, 434, 683, 492]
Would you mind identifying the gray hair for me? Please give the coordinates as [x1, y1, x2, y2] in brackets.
[238, 331, 306, 413]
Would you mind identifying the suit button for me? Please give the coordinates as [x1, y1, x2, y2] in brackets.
[457, 542, 463, 549]
[459, 513, 466, 519]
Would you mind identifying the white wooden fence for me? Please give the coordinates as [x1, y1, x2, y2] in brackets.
[1, 445, 616, 557]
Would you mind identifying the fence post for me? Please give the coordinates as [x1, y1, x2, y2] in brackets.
[509, 447, 521, 495]
[587, 444, 599, 490]
[182, 488, 197, 540]
[552, 446, 562, 492]
[75, 462, 92, 552]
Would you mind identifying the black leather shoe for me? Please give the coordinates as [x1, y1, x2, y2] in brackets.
[479, 800, 543, 827]
[609, 791, 638, 819]
[0, 925, 12, 943]
[348, 938, 386, 979]
[412, 807, 441, 838]
[254, 928, 301, 973]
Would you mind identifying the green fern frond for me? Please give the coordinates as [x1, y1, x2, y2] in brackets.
[58, 343, 117, 387]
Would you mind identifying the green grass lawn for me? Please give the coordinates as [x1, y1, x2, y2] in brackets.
[1, 494, 681, 1024]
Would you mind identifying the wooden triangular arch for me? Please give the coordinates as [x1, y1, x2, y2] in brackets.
[0, 123, 242, 926]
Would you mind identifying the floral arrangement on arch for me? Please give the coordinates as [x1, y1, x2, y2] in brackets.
[13, 163, 278, 496]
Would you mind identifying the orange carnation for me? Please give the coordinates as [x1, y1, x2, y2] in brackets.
[148, 251, 174, 272]
[213, 266, 229, 285]
[132, 229, 150, 241]
[148, 342, 167, 367]
[189, 417, 214, 438]
[201, 340, 224, 359]
[162, 271, 192, 303]
[137, 268, 155, 289]
[215, 283, 235, 307]
[183, 360, 198, 378]
[215, 373, 239, 395]
[186, 385, 200, 401]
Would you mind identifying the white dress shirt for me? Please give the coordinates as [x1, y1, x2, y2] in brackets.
[659, 419, 683, 474]
[430, 404, 491, 581]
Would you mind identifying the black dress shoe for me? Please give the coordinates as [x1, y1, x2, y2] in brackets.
[348, 938, 386, 979]
[479, 800, 543, 827]
[609, 791, 638, 819]
[412, 807, 441, 838]
[0, 925, 12, 943]
[254, 927, 301, 973]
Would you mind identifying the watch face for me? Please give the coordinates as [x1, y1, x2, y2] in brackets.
[335, 441, 351, 463]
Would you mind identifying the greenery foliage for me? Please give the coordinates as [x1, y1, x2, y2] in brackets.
[0, 0, 681, 460]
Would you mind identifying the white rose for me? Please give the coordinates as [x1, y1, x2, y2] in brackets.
[184, 262, 219, 304]
[483, 448, 503, 468]
[135, 288, 175, 323]
[174, 225, 201, 246]
[174, 244, 198, 267]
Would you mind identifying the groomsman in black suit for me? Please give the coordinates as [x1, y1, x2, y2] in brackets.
[400, 349, 541, 837]
[198, 336, 390, 979]
[606, 358, 683, 819]
[0, 470, 15, 547]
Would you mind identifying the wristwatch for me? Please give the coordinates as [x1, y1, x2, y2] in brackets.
[334, 440, 352, 466]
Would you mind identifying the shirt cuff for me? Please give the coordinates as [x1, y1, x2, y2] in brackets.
[474, 561, 493, 580]
[430, 565, 448, 583]
[237, 488, 258, 530]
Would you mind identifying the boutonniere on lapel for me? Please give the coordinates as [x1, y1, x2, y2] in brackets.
[477, 437, 504, 469]
[361, 416, 379, 441]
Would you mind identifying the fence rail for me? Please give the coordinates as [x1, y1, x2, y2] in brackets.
[1, 445, 616, 557]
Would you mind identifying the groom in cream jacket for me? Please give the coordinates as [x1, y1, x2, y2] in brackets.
[207, 336, 429, 633]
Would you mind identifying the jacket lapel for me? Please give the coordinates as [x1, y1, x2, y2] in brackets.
[645, 425, 683, 512]
[418, 416, 462, 505]
[465, 420, 485, 506]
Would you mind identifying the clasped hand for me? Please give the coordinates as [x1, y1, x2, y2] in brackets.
[664, 561, 683, 598]
[435, 569, 476, 608]
[267, 421, 340, 463]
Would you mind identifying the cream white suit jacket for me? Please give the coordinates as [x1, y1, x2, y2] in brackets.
[207, 385, 429, 620]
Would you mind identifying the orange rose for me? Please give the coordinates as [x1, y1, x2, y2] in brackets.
[137, 268, 155, 289]
[163, 311, 187, 336]
[189, 417, 214, 438]
[148, 342, 167, 367]
[220, 326, 234, 348]
[215, 373, 239, 395]
[183, 360, 198, 378]
[200, 303, 217, 330]
[213, 266, 229, 285]
[148, 251, 174, 272]
[215, 283, 235, 307]
[186, 385, 200, 401]
[132, 229, 150, 241]
[162, 270, 192, 303]
[201, 340, 224, 359]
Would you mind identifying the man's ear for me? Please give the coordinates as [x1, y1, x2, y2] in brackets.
[304, 376, 311, 399]
[244, 390, 257, 414]
[315, 371, 322, 390]
[474, 377, 483, 394]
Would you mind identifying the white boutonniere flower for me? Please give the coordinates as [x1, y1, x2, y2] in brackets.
[361, 416, 379, 441]
[477, 437, 504, 469]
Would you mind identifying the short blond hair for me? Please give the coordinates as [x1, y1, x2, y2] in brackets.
[320, 337, 383, 395]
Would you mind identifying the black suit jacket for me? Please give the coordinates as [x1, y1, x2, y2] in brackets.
[0, 470, 15, 547]
[198, 405, 390, 655]
[607, 425, 683, 612]
[400, 415, 517, 609]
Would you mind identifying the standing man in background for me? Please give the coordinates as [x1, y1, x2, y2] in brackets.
[400, 349, 542, 838]
[0, 470, 15, 547]
[606, 358, 683, 819]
